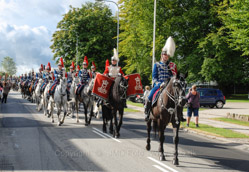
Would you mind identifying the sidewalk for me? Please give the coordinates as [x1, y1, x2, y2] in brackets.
[126, 104, 249, 146]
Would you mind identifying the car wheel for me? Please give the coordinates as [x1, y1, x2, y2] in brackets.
[209, 105, 215, 108]
[216, 101, 224, 109]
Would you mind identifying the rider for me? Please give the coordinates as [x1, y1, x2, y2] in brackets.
[144, 36, 185, 122]
[75, 65, 80, 77]
[76, 56, 91, 95]
[103, 48, 124, 78]
[49, 57, 66, 95]
[36, 64, 43, 79]
[40, 62, 51, 93]
[91, 61, 97, 79]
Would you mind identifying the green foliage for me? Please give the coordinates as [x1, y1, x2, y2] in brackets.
[1, 56, 17, 75]
[50, 2, 117, 72]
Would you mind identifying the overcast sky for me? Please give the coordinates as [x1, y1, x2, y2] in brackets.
[0, 0, 117, 75]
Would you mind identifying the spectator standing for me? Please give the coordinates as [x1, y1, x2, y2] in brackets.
[2, 81, 11, 103]
[186, 85, 200, 127]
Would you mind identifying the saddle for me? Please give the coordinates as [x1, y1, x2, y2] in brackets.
[49, 84, 57, 95]
[152, 88, 162, 106]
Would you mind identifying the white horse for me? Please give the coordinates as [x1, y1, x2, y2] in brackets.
[35, 78, 43, 111]
[68, 77, 80, 118]
[76, 78, 96, 126]
[50, 77, 68, 126]
[42, 80, 53, 116]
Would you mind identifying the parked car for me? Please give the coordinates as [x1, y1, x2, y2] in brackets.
[197, 88, 226, 108]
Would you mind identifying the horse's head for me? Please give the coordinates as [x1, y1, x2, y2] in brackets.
[59, 77, 67, 95]
[172, 72, 188, 107]
[117, 75, 129, 100]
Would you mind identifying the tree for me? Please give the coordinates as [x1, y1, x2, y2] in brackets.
[1, 56, 17, 75]
[50, 2, 117, 72]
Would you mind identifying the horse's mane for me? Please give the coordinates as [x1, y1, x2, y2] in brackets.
[112, 76, 122, 102]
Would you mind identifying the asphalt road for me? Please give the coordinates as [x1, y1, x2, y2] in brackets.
[0, 91, 249, 172]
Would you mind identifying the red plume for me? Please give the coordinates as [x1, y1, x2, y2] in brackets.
[40, 64, 43, 71]
[105, 59, 109, 69]
[48, 62, 51, 71]
[77, 65, 80, 71]
[83, 56, 88, 66]
[60, 57, 64, 67]
[71, 61, 75, 70]
[91, 61, 96, 69]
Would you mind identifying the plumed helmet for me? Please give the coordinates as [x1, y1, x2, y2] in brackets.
[58, 57, 64, 67]
[76, 65, 80, 71]
[162, 36, 176, 57]
[70, 61, 75, 70]
[39, 64, 43, 71]
[46, 62, 51, 71]
[91, 61, 96, 69]
[111, 48, 119, 61]
[83, 56, 88, 66]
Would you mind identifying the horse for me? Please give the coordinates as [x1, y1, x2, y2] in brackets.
[34, 78, 43, 111]
[68, 76, 80, 118]
[42, 80, 53, 116]
[102, 75, 129, 138]
[49, 77, 68, 126]
[75, 78, 95, 126]
[145, 72, 187, 165]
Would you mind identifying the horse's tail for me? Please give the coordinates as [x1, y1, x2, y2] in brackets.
[152, 120, 158, 138]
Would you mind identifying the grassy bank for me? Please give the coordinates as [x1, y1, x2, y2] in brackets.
[183, 122, 249, 138]
[226, 94, 249, 102]
[212, 117, 249, 127]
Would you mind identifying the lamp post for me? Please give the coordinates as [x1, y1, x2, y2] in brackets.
[152, 0, 156, 85]
[96, 0, 119, 63]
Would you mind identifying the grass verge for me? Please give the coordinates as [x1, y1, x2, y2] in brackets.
[212, 118, 249, 127]
[124, 108, 140, 113]
[127, 101, 144, 108]
[226, 94, 249, 102]
[182, 122, 249, 138]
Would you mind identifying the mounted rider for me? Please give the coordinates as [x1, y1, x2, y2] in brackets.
[103, 48, 124, 78]
[67, 61, 75, 84]
[76, 56, 91, 95]
[40, 62, 52, 93]
[49, 57, 66, 96]
[144, 36, 185, 122]
[36, 64, 44, 79]
[91, 61, 97, 79]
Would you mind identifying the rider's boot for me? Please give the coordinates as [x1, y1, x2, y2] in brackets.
[144, 99, 151, 121]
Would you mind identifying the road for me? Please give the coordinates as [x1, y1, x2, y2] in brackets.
[0, 91, 249, 172]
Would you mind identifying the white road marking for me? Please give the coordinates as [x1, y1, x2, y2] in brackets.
[153, 165, 170, 172]
[148, 157, 179, 172]
[92, 127, 121, 143]
[92, 130, 108, 139]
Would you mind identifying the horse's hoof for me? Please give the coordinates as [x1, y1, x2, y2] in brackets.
[160, 155, 166, 161]
[109, 130, 113, 134]
[77, 120, 79, 123]
[103, 129, 107, 133]
[146, 144, 151, 151]
[173, 159, 179, 165]
[58, 122, 61, 126]
[52, 120, 54, 123]
[85, 123, 88, 126]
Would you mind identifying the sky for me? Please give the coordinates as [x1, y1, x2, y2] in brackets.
[0, 0, 118, 75]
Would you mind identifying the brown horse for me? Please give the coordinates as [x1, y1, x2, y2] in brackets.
[146, 72, 187, 165]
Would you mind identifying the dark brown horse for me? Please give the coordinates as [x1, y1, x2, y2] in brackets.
[146, 72, 187, 165]
[102, 75, 129, 138]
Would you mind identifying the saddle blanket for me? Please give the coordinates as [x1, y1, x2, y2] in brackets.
[92, 73, 114, 101]
[152, 88, 161, 106]
[126, 73, 143, 97]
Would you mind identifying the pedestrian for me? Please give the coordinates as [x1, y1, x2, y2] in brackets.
[143, 85, 150, 104]
[2, 81, 11, 103]
[186, 85, 200, 127]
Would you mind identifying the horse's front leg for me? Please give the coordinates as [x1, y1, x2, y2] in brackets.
[146, 119, 152, 151]
[116, 109, 124, 138]
[84, 104, 88, 126]
[50, 101, 54, 123]
[60, 102, 67, 125]
[88, 105, 93, 125]
[158, 119, 166, 161]
[172, 123, 180, 165]
[112, 109, 118, 138]
[76, 100, 79, 123]
[57, 105, 62, 126]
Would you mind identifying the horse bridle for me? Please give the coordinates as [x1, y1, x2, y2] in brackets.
[119, 78, 128, 100]
[160, 77, 187, 123]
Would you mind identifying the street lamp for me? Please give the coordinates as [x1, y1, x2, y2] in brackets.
[95, 0, 119, 63]
[152, 0, 157, 85]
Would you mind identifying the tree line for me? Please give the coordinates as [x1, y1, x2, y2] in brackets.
[50, 1, 249, 94]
